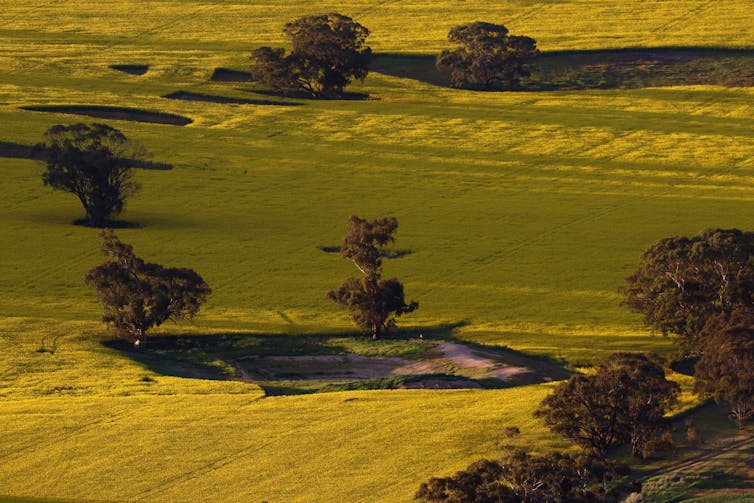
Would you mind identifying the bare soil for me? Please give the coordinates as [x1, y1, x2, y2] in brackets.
[236, 341, 558, 389]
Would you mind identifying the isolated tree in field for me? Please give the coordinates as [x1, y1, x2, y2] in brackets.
[38, 123, 145, 227]
[623, 228, 754, 353]
[84, 229, 211, 347]
[327, 216, 418, 339]
[535, 352, 678, 460]
[250, 13, 371, 98]
[436, 21, 538, 90]
[694, 320, 754, 428]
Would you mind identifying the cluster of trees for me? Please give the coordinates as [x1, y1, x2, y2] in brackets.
[37, 123, 418, 344]
[81, 216, 419, 347]
[624, 228, 754, 428]
[535, 353, 679, 461]
[249, 14, 538, 97]
[416, 449, 635, 503]
[39, 17, 540, 222]
[416, 353, 677, 502]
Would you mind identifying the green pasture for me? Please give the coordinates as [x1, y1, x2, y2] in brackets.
[1, 0, 754, 501]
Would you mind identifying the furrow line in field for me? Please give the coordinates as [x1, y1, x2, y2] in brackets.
[450, 93, 745, 273]
[504, 2, 552, 26]
[128, 411, 332, 501]
[23, 245, 100, 291]
[95, 4, 220, 52]
[350, 0, 404, 17]
[0, 401, 150, 461]
[651, 0, 717, 33]
[0, 1, 59, 21]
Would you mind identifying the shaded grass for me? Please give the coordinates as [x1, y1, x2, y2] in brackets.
[20, 106, 192, 126]
[163, 90, 299, 107]
[0, 141, 172, 170]
[373, 48, 754, 91]
[108, 64, 148, 75]
[98, 321, 567, 395]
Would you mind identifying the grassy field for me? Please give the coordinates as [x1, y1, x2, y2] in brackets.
[1, 0, 754, 501]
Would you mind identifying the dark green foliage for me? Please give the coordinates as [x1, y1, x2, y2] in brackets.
[601, 353, 680, 458]
[535, 352, 679, 460]
[415, 448, 636, 502]
[250, 13, 371, 98]
[327, 216, 417, 339]
[84, 230, 211, 347]
[38, 123, 144, 227]
[694, 313, 754, 428]
[624, 228, 754, 354]
[436, 21, 538, 90]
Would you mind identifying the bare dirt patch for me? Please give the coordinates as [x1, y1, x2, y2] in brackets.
[235, 341, 558, 389]
[20, 105, 192, 126]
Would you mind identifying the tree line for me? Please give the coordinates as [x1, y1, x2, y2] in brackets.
[249, 13, 539, 98]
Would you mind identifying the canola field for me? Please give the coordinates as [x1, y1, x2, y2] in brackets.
[1, 0, 754, 501]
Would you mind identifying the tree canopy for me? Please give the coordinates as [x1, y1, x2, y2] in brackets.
[694, 316, 754, 428]
[415, 448, 635, 502]
[327, 216, 418, 339]
[436, 21, 538, 90]
[38, 123, 145, 227]
[84, 230, 211, 347]
[535, 352, 678, 460]
[623, 228, 754, 354]
[250, 13, 371, 98]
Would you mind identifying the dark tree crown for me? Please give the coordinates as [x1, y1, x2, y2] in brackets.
[694, 321, 754, 428]
[437, 21, 538, 90]
[535, 352, 679, 460]
[623, 228, 754, 354]
[38, 123, 144, 227]
[250, 13, 371, 98]
[327, 216, 417, 339]
[84, 230, 211, 346]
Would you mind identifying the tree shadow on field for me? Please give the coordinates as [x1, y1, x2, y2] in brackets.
[253, 89, 372, 101]
[0, 140, 173, 171]
[103, 321, 571, 395]
[72, 218, 142, 229]
[372, 47, 754, 90]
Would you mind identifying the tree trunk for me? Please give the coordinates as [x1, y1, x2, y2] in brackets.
[132, 328, 146, 349]
[371, 323, 380, 340]
[86, 207, 107, 228]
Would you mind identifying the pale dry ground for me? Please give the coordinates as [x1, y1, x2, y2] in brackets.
[237, 341, 536, 382]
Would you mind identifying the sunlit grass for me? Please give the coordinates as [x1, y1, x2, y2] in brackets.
[1, 1, 754, 501]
